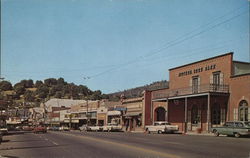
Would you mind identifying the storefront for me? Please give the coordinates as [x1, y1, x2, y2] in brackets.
[97, 107, 108, 126]
[121, 97, 144, 132]
[107, 110, 121, 124]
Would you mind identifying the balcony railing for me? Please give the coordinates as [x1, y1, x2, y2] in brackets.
[152, 84, 229, 100]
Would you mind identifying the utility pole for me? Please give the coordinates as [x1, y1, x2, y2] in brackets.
[86, 99, 89, 126]
[0, 0, 2, 81]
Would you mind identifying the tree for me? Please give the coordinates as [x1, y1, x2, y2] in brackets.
[44, 78, 57, 87]
[26, 79, 34, 88]
[36, 85, 49, 99]
[57, 77, 66, 85]
[89, 90, 102, 100]
[55, 91, 63, 99]
[14, 84, 26, 96]
[15, 80, 34, 88]
[34, 80, 43, 88]
[0, 81, 13, 91]
[24, 90, 35, 102]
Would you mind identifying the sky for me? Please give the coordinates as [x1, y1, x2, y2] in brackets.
[1, 0, 250, 93]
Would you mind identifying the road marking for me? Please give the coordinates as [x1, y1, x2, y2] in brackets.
[45, 138, 49, 141]
[52, 141, 58, 145]
[53, 132, 181, 158]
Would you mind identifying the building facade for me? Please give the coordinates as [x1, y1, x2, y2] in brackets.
[146, 52, 250, 133]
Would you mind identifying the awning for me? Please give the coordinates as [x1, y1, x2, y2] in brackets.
[107, 111, 121, 116]
[123, 112, 141, 117]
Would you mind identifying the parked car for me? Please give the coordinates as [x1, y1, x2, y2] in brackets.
[88, 125, 103, 132]
[0, 132, 3, 144]
[15, 126, 23, 131]
[0, 127, 8, 135]
[48, 126, 60, 131]
[211, 121, 250, 138]
[79, 125, 89, 132]
[103, 123, 123, 132]
[23, 126, 34, 131]
[145, 121, 179, 134]
[59, 126, 70, 131]
[33, 126, 47, 134]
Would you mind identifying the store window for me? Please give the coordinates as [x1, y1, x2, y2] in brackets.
[239, 100, 249, 121]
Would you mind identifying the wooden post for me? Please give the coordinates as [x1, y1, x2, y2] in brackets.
[185, 97, 187, 133]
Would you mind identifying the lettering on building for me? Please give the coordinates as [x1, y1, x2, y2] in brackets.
[178, 64, 216, 77]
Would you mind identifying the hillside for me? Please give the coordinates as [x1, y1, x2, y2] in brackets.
[108, 80, 169, 100]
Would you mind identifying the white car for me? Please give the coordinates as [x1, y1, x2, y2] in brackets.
[59, 126, 70, 131]
[87, 125, 103, 132]
[103, 123, 123, 132]
[145, 121, 179, 134]
[0, 128, 8, 135]
[79, 125, 88, 131]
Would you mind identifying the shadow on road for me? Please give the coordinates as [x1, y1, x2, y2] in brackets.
[0, 144, 66, 151]
[5, 132, 25, 136]
[0, 155, 19, 158]
[6, 139, 44, 143]
[1, 140, 10, 143]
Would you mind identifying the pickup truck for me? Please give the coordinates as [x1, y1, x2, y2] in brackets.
[211, 121, 250, 138]
[145, 121, 179, 134]
[103, 123, 123, 132]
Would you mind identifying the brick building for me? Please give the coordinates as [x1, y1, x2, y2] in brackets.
[145, 52, 250, 133]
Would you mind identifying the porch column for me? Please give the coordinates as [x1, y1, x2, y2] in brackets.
[165, 100, 168, 122]
[184, 97, 187, 133]
[207, 94, 211, 132]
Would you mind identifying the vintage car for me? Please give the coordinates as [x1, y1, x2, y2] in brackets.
[33, 126, 47, 134]
[0, 127, 8, 135]
[102, 123, 123, 132]
[79, 125, 89, 132]
[88, 125, 103, 132]
[211, 121, 250, 138]
[0, 132, 3, 144]
[23, 126, 34, 131]
[59, 126, 70, 131]
[145, 121, 179, 134]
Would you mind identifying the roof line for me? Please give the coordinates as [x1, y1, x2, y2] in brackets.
[169, 52, 233, 71]
[233, 60, 250, 64]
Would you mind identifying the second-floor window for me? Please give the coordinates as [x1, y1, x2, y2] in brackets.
[213, 72, 220, 90]
[192, 76, 199, 93]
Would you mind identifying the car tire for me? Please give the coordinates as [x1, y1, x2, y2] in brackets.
[213, 130, 219, 137]
[158, 130, 162, 134]
[234, 133, 240, 138]
[145, 128, 150, 134]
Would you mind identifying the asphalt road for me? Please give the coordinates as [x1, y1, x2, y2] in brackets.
[0, 131, 250, 158]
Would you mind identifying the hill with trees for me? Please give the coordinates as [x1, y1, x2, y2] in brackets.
[0, 78, 108, 109]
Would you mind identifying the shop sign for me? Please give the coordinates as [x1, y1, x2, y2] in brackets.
[178, 64, 216, 77]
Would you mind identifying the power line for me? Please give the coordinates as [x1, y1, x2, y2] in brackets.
[87, 8, 248, 79]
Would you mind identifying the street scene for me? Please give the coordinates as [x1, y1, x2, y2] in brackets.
[1, 0, 250, 158]
[1, 131, 250, 158]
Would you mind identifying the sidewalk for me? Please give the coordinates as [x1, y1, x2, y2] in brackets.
[183, 132, 214, 136]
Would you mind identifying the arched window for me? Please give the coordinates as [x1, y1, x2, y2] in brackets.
[155, 107, 166, 121]
[239, 100, 249, 121]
